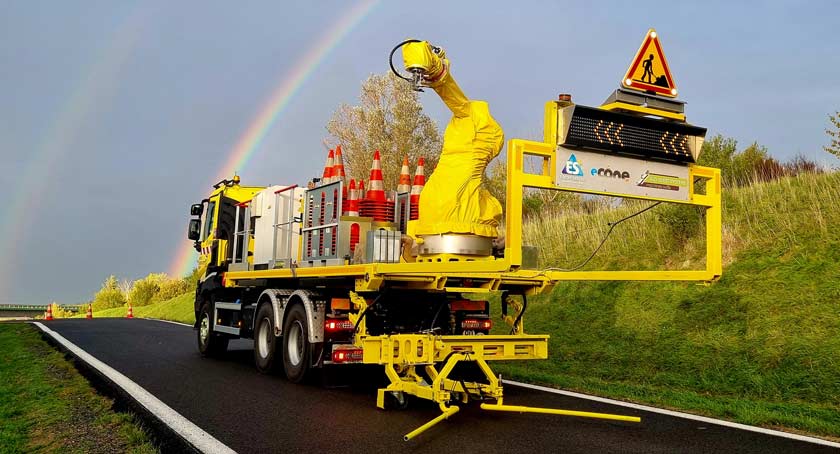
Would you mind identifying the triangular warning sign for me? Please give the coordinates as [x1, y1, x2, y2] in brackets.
[621, 29, 678, 98]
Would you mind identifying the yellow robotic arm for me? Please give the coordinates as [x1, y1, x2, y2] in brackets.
[401, 40, 503, 239]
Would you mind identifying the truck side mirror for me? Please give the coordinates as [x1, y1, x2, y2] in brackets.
[190, 204, 203, 216]
[188, 219, 201, 241]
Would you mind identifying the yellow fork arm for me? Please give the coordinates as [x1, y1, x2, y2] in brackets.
[480, 403, 641, 423]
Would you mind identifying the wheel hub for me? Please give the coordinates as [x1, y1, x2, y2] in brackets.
[287, 320, 304, 366]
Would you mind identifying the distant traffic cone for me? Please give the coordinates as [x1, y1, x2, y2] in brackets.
[332, 145, 346, 187]
[126, 303, 134, 319]
[45, 304, 54, 321]
[397, 155, 411, 194]
[86, 304, 93, 319]
[347, 179, 360, 216]
[410, 157, 425, 220]
[321, 149, 335, 184]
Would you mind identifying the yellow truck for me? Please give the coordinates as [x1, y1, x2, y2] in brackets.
[185, 33, 721, 440]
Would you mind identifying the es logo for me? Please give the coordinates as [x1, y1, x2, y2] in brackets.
[591, 167, 630, 180]
[562, 154, 584, 176]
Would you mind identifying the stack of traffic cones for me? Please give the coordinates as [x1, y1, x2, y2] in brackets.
[126, 303, 134, 319]
[332, 145, 346, 186]
[359, 151, 394, 222]
[86, 304, 93, 319]
[410, 157, 425, 220]
[321, 149, 335, 184]
[346, 179, 360, 216]
[45, 304, 54, 321]
[397, 156, 411, 194]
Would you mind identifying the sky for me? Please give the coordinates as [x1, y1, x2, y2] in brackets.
[1, 1, 838, 305]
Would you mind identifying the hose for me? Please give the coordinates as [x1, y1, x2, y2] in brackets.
[389, 39, 422, 82]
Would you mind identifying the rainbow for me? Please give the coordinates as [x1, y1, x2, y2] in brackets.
[167, 0, 379, 278]
[0, 11, 145, 301]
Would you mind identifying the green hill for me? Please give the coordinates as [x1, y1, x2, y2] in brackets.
[497, 171, 840, 437]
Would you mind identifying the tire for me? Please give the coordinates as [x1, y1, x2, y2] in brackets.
[254, 303, 281, 373]
[197, 303, 229, 357]
[282, 304, 311, 383]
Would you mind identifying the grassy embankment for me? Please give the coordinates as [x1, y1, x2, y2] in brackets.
[74, 293, 194, 325]
[495, 171, 840, 438]
[0, 323, 157, 453]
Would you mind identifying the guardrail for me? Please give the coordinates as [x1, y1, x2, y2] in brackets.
[0, 304, 82, 312]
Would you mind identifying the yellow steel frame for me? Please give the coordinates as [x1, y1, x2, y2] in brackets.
[504, 138, 722, 282]
[600, 101, 686, 121]
[346, 292, 639, 440]
[224, 137, 721, 289]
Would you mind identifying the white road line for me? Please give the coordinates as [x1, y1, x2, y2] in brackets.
[143, 317, 193, 327]
[505, 380, 840, 448]
[33, 322, 236, 454]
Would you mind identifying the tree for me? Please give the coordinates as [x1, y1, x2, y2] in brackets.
[92, 275, 126, 311]
[326, 72, 442, 190]
[128, 273, 167, 307]
[825, 111, 840, 159]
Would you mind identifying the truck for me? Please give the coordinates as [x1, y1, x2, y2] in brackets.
[185, 33, 722, 440]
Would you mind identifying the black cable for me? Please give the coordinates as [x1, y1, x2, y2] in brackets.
[389, 39, 421, 81]
[428, 298, 446, 333]
[353, 291, 385, 334]
[548, 201, 662, 272]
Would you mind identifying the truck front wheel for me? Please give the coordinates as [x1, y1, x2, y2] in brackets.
[282, 304, 311, 383]
[198, 303, 228, 357]
[254, 303, 280, 373]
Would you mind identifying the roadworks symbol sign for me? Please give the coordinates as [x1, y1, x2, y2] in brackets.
[621, 28, 677, 98]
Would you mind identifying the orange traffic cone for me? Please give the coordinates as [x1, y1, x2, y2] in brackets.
[366, 151, 385, 202]
[347, 179, 360, 216]
[45, 304, 54, 321]
[332, 145, 346, 187]
[86, 304, 93, 319]
[322, 149, 335, 184]
[410, 157, 425, 220]
[126, 303, 134, 319]
[397, 155, 411, 194]
[360, 150, 393, 222]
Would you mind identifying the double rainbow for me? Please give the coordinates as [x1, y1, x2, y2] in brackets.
[167, 0, 379, 278]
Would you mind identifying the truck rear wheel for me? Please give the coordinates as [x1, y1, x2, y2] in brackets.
[254, 303, 281, 373]
[282, 304, 311, 383]
[198, 303, 228, 357]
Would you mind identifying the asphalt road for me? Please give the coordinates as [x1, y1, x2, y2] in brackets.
[42, 319, 837, 454]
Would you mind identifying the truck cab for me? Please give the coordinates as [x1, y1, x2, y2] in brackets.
[187, 176, 264, 325]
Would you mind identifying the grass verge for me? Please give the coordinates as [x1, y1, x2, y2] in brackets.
[74, 293, 194, 325]
[0, 323, 157, 453]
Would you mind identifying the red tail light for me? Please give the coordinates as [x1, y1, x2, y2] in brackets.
[325, 318, 355, 332]
[461, 318, 492, 330]
[332, 348, 363, 363]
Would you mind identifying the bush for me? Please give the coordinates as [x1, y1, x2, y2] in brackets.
[92, 275, 127, 311]
[152, 278, 191, 303]
[128, 273, 167, 307]
[656, 204, 703, 241]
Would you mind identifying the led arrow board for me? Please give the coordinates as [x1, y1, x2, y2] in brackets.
[551, 105, 706, 164]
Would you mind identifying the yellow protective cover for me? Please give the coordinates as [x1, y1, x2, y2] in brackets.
[403, 41, 503, 238]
